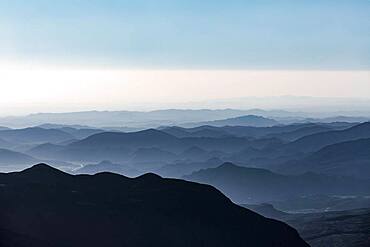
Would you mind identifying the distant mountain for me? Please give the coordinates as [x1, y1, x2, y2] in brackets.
[156, 157, 225, 178]
[27, 143, 65, 160]
[279, 138, 370, 179]
[171, 123, 336, 139]
[75, 160, 142, 177]
[0, 148, 77, 172]
[0, 149, 38, 167]
[184, 163, 370, 203]
[285, 122, 370, 153]
[160, 126, 232, 138]
[22, 122, 370, 171]
[188, 115, 279, 127]
[37, 124, 105, 139]
[179, 146, 211, 161]
[0, 138, 15, 149]
[35, 128, 266, 164]
[0, 164, 308, 247]
[221, 122, 368, 168]
[266, 125, 332, 141]
[2, 107, 369, 129]
[73, 129, 179, 148]
[37, 123, 94, 129]
[181, 136, 269, 153]
[315, 116, 370, 123]
[42, 129, 181, 162]
[0, 126, 10, 131]
[157, 126, 193, 137]
[57, 127, 104, 139]
[0, 127, 75, 144]
[131, 147, 178, 167]
[0, 109, 252, 128]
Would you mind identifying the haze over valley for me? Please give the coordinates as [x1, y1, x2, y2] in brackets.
[1, 108, 370, 246]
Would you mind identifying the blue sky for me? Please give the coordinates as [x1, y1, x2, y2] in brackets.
[1, 0, 369, 69]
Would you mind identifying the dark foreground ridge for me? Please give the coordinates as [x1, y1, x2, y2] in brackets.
[0, 164, 309, 247]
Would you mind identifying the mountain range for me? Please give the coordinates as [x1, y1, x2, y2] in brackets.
[279, 138, 370, 179]
[0, 120, 368, 180]
[185, 115, 279, 127]
[184, 163, 370, 203]
[1, 108, 369, 129]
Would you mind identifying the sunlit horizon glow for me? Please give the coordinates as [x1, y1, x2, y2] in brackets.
[0, 63, 369, 116]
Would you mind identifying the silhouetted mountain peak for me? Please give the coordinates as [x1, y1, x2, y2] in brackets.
[20, 163, 70, 178]
[136, 172, 163, 181]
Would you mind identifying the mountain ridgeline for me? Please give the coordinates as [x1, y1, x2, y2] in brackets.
[1, 121, 370, 180]
[0, 164, 308, 247]
[184, 162, 370, 203]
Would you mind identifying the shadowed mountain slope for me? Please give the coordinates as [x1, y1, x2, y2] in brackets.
[160, 126, 233, 138]
[279, 138, 370, 178]
[0, 138, 14, 149]
[286, 122, 370, 153]
[32, 128, 273, 163]
[0, 149, 38, 166]
[265, 125, 332, 141]
[0, 164, 308, 247]
[0, 127, 74, 144]
[184, 163, 370, 203]
[71, 129, 180, 148]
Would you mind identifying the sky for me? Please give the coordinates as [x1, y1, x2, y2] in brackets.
[0, 0, 369, 115]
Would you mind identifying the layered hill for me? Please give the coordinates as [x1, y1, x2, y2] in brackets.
[0, 127, 74, 144]
[279, 138, 370, 178]
[30, 128, 274, 163]
[285, 122, 370, 153]
[0, 149, 38, 166]
[184, 163, 370, 203]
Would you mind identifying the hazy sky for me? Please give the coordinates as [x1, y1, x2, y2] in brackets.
[0, 67, 369, 115]
[0, 0, 369, 115]
[1, 0, 369, 68]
